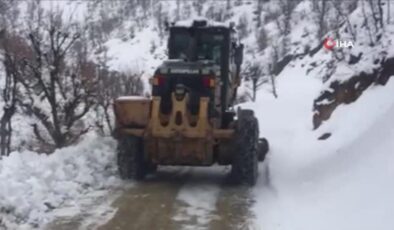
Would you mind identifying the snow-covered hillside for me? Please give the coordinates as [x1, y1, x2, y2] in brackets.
[2, 0, 392, 148]
[1, 0, 394, 229]
[243, 66, 394, 230]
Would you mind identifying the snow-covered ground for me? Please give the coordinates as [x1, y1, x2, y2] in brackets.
[0, 134, 127, 229]
[242, 62, 394, 230]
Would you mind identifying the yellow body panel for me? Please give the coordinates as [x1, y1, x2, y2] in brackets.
[114, 93, 235, 165]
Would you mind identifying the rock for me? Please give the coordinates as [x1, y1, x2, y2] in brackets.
[318, 133, 331, 140]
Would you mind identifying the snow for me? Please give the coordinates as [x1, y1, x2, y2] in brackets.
[241, 60, 394, 230]
[39, 0, 88, 22]
[174, 18, 229, 27]
[104, 24, 167, 92]
[116, 96, 148, 101]
[0, 134, 124, 229]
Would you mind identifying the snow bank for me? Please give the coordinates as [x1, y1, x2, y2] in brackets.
[0, 134, 122, 229]
[243, 58, 394, 230]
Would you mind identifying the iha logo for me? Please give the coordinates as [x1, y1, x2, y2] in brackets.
[323, 37, 354, 51]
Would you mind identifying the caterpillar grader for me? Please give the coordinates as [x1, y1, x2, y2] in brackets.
[113, 19, 269, 185]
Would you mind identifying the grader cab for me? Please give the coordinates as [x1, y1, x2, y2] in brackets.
[114, 19, 269, 185]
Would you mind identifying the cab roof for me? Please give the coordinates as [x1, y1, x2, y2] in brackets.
[171, 18, 233, 30]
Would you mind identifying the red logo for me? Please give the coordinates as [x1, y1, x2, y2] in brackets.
[323, 37, 336, 50]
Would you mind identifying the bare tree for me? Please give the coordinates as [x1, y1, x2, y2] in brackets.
[26, 0, 44, 34]
[359, 0, 386, 45]
[95, 68, 116, 135]
[176, 0, 181, 21]
[269, 64, 278, 98]
[18, 14, 97, 150]
[361, 0, 375, 45]
[223, 0, 232, 21]
[235, 0, 242, 7]
[269, 45, 280, 98]
[205, 3, 226, 22]
[367, 0, 384, 31]
[0, 54, 18, 156]
[237, 15, 249, 40]
[388, 0, 391, 24]
[332, 0, 357, 41]
[0, 26, 36, 155]
[243, 61, 269, 102]
[276, 0, 297, 56]
[254, 0, 264, 28]
[0, 0, 12, 28]
[313, 0, 329, 39]
[95, 69, 144, 136]
[193, 1, 203, 17]
[154, 2, 165, 42]
[0, 33, 21, 156]
[256, 26, 268, 51]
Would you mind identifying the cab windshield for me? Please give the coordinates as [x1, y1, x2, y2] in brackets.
[169, 29, 225, 64]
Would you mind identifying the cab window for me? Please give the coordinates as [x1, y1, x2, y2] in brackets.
[170, 32, 190, 59]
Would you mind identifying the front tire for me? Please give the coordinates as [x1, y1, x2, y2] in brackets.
[231, 109, 259, 186]
[117, 136, 147, 180]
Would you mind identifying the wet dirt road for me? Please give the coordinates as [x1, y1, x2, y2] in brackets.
[47, 166, 257, 230]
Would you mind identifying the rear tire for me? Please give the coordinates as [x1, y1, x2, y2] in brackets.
[117, 136, 147, 180]
[231, 109, 259, 186]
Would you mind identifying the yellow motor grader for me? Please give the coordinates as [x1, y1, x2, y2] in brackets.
[114, 20, 269, 185]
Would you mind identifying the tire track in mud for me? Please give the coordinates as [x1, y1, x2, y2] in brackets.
[99, 166, 255, 230]
[98, 167, 191, 230]
[47, 166, 257, 230]
[209, 185, 255, 230]
[172, 166, 256, 230]
[172, 167, 225, 230]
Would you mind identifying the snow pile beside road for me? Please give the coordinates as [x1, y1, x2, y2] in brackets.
[243, 60, 394, 230]
[0, 135, 121, 229]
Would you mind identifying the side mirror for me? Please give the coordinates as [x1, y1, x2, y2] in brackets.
[234, 43, 244, 66]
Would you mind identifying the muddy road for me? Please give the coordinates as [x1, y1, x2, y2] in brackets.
[47, 166, 260, 230]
